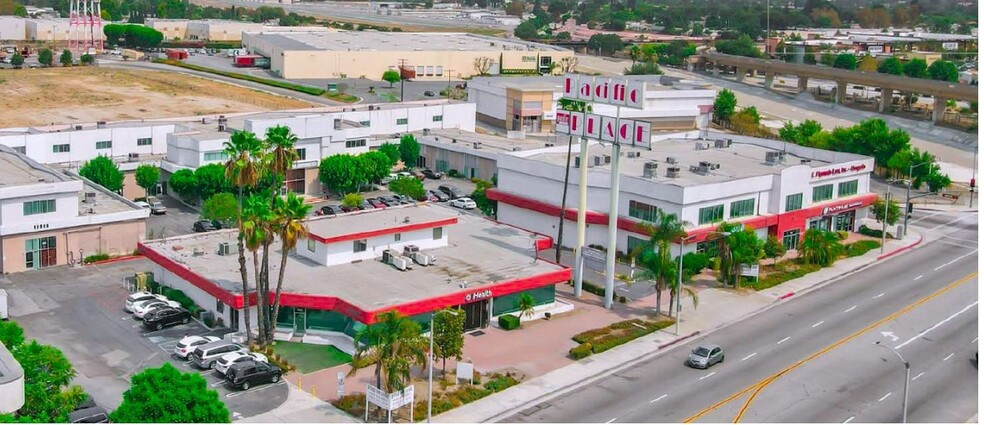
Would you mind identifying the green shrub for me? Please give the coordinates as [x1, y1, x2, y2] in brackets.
[483, 374, 519, 392]
[0, 320, 25, 348]
[569, 342, 593, 359]
[498, 314, 520, 330]
[618, 295, 627, 303]
[835, 230, 849, 240]
[84, 253, 110, 263]
[682, 252, 710, 275]
[845, 240, 881, 257]
[447, 169, 460, 177]
[858, 225, 891, 238]
[352, 353, 377, 369]
[580, 280, 607, 297]
[709, 256, 721, 271]
[162, 287, 196, 311]
[748, 261, 823, 290]
[331, 393, 366, 417]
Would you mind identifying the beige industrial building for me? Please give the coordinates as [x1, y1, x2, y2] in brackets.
[241, 31, 574, 80]
[145, 18, 330, 42]
[0, 17, 105, 42]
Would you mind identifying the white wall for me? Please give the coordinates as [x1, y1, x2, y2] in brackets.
[467, 84, 508, 121]
[0, 16, 27, 40]
[0, 124, 173, 165]
[300, 225, 449, 266]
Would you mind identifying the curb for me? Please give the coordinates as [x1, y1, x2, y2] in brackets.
[877, 233, 924, 261]
[658, 331, 700, 349]
[778, 292, 795, 300]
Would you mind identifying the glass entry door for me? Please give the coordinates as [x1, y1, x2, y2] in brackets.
[293, 308, 306, 333]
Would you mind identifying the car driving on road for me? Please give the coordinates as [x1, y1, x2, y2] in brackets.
[686, 343, 724, 369]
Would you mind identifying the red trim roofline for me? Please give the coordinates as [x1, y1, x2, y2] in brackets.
[308, 217, 459, 244]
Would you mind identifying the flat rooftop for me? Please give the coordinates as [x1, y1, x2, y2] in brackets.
[249, 31, 569, 52]
[524, 137, 841, 186]
[0, 149, 70, 187]
[143, 205, 563, 310]
[305, 205, 455, 240]
[468, 75, 698, 92]
[414, 128, 549, 156]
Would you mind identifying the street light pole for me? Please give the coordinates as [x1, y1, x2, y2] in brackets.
[875, 342, 910, 423]
[903, 161, 931, 236]
[881, 188, 891, 254]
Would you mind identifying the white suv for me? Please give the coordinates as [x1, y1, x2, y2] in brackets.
[214, 352, 269, 376]
[125, 291, 166, 312]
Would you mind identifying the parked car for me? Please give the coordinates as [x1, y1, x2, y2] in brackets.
[225, 361, 283, 390]
[429, 190, 450, 202]
[393, 195, 412, 205]
[410, 169, 426, 180]
[124, 291, 166, 312]
[421, 169, 445, 179]
[686, 343, 724, 369]
[134, 201, 151, 209]
[214, 351, 269, 376]
[129, 296, 171, 314]
[193, 220, 216, 232]
[360, 200, 373, 210]
[381, 173, 397, 185]
[380, 197, 400, 207]
[69, 397, 109, 423]
[174, 335, 221, 359]
[339, 205, 354, 213]
[191, 341, 247, 369]
[425, 192, 439, 202]
[142, 306, 191, 331]
[438, 185, 467, 200]
[368, 198, 386, 209]
[133, 299, 180, 319]
[147, 197, 167, 215]
[423, 90, 436, 97]
[316, 205, 339, 216]
[449, 197, 477, 210]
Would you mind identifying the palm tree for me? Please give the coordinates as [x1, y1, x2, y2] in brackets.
[716, 222, 764, 288]
[631, 209, 688, 316]
[348, 311, 426, 394]
[242, 194, 273, 344]
[269, 192, 311, 342]
[799, 228, 840, 267]
[223, 131, 264, 346]
[263, 125, 299, 181]
[515, 293, 536, 325]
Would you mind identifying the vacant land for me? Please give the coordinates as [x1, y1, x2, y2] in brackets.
[0, 67, 316, 127]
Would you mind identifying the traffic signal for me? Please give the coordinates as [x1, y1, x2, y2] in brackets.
[971, 178, 976, 192]
[907, 202, 914, 213]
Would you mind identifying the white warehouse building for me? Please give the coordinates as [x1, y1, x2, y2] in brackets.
[488, 131, 877, 255]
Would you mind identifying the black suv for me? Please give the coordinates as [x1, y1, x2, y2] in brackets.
[421, 169, 444, 179]
[193, 220, 216, 232]
[142, 306, 191, 330]
[438, 185, 467, 200]
[225, 361, 283, 390]
[429, 190, 450, 202]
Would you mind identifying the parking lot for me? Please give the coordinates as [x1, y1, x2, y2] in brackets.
[2, 259, 288, 420]
[310, 176, 481, 217]
[146, 194, 203, 238]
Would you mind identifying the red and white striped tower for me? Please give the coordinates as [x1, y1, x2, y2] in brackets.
[69, 0, 102, 54]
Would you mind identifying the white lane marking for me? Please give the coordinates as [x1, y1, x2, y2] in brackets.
[931, 215, 969, 230]
[973, 337, 979, 343]
[943, 353, 954, 362]
[914, 275, 923, 281]
[777, 337, 791, 344]
[908, 211, 946, 224]
[934, 249, 979, 271]
[225, 381, 286, 398]
[896, 301, 979, 349]
[699, 372, 716, 380]
[742, 353, 757, 361]
[878, 393, 892, 402]
[650, 394, 668, 403]
[843, 416, 855, 423]
[606, 418, 618, 424]
[912, 372, 924, 381]
[844, 305, 857, 313]
[812, 321, 824, 328]
[873, 293, 885, 299]
[941, 235, 980, 244]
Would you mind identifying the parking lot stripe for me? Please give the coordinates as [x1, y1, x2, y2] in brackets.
[225, 381, 286, 398]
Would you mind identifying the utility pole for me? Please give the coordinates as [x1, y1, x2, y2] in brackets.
[398, 58, 408, 102]
[971, 149, 977, 209]
[881, 189, 891, 254]
[903, 161, 931, 236]
[446, 69, 454, 100]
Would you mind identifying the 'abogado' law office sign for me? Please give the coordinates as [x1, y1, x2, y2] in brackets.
[555, 75, 653, 148]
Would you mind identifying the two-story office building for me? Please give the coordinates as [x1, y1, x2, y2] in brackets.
[0, 146, 149, 273]
[489, 130, 876, 255]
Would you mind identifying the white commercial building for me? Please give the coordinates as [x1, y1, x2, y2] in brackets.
[467, 75, 716, 134]
[144, 18, 331, 42]
[489, 131, 876, 255]
[0, 16, 27, 41]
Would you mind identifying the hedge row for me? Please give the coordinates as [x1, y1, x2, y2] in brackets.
[411, 373, 520, 421]
[746, 261, 823, 291]
[153, 59, 339, 98]
[858, 225, 893, 239]
[844, 240, 881, 257]
[84, 253, 110, 263]
[569, 318, 675, 359]
[145, 279, 206, 320]
[498, 314, 520, 330]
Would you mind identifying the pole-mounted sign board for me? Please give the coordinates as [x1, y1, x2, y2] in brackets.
[562, 75, 647, 108]
[555, 111, 652, 148]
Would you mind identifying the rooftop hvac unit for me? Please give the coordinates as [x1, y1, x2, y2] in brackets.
[666, 156, 678, 164]
[604, 155, 611, 164]
[695, 142, 710, 150]
[593, 155, 604, 166]
[423, 128, 430, 135]
[699, 161, 720, 170]
[642, 161, 659, 179]
[690, 164, 710, 175]
[626, 151, 641, 158]
[666, 166, 681, 178]
[800, 159, 812, 164]
[766, 151, 786, 164]
[544, 142, 555, 147]
[75, 125, 83, 130]
[383, 249, 413, 271]
[218, 242, 238, 256]
[334, 119, 342, 130]
[201, 117, 210, 124]
[512, 147, 522, 151]
[96, 121, 106, 128]
[128, 152, 140, 162]
[714, 139, 732, 148]
[473, 142, 482, 149]
[218, 124, 227, 131]
[84, 192, 96, 203]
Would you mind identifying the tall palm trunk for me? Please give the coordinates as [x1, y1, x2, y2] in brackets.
[655, 278, 664, 317]
[270, 245, 290, 342]
[555, 135, 574, 263]
[236, 188, 253, 346]
[260, 240, 274, 342]
[251, 249, 261, 343]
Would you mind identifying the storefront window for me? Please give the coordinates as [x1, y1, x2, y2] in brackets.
[626, 235, 649, 257]
[698, 204, 724, 225]
[492, 286, 556, 316]
[629, 200, 660, 222]
[729, 198, 755, 218]
[782, 229, 800, 251]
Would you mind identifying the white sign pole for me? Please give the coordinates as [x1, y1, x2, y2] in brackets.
[603, 140, 620, 309]
[573, 135, 589, 298]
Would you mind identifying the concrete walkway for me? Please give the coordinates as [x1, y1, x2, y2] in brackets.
[235, 381, 356, 423]
[433, 229, 924, 423]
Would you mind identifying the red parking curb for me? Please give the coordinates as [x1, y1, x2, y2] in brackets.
[658, 331, 700, 350]
[87, 254, 144, 266]
[778, 292, 795, 300]
[877, 233, 924, 261]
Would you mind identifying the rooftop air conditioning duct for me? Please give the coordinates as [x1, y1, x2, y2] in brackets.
[96, 121, 106, 128]
[714, 139, 731, 148]
[695, 142, 710, 150]
[666, 166, 680, 178]
[473, 142, 482, 149]
[642, 161, 659, 179]
[666, 156, 678, 164]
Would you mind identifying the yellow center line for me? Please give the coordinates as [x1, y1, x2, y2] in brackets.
[682, 271, 977, 423]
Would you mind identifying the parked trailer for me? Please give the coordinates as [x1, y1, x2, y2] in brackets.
[121, 49, 144, 61]
[233, 54, 269, 68]
[166, 49, 189, 60]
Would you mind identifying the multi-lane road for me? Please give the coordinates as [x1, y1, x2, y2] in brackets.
[507, 208, 978, 423]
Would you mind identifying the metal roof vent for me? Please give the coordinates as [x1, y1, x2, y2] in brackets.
[642, 161, 659, 179]
[666, 166, 680, 178]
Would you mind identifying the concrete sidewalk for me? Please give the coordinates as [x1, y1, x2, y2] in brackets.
[235, 382, 356, 423]
[433, 230, 924, 423]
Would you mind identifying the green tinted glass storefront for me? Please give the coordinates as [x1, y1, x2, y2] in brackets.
[492, 286, 556, 316]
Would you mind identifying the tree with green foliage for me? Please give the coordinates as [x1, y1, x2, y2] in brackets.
[2, 340, 87, 422]
[38, 48, 53, 67]
[166, 168, 198, 200]
[858, 55, 878, 72]
[10, 52, 23, 68]
[513, 20, 539, 40]
[832, 53, 857, 70]
[432, 307, 465, 373]
[877, 56, 904, 75]
[134, 164, 160, 198]
[927, 60, 959, 82]
[269, 192, 311, 343]
[195, 163, 234, 200]
[59, 49, 73, 66]
[716, 222, 764, 288]
[713, 89, 738, 123]
[763, 235, 786, 265]
[903, 58, 928, 78]
[80, 53, 94, 65]
[799, 229, 840, 266]
[382, 69, 400, 88]
[348, 311, 426, 393]
[103, 23, 164, 48]
[318, 154, 365, 195]
[201, 192, 238, 226]
[377, 143, 400, 168]
[342, 193, 363, 209]
[515, 293, 536, 325]
[825, 118, 910, 168]
[870, 196, 901, 227]
[633, 208, 687, 316]
[110, 363, 229, 423]
[778, 120, 824, 145]
[360, 150, 392, 184]
[389, 176, 426, 200]
[587, 34, 624, 56]
[398, 134, 420, 168]
[624, 61, 663, 75]
[79, 155, 124, 193]
[715, 34, 761, 58]
[470, 178, 497, 217]
[0, 320, 25, 349]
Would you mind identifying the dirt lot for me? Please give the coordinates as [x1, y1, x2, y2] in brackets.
[0, 66, 316, 127]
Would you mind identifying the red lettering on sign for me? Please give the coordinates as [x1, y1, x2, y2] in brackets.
[611, 83, 626, 103]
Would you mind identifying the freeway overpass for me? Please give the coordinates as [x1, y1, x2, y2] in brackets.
[700, 51, 978, 123]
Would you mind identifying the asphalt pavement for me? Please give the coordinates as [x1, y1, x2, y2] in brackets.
[504, 210, 977, 423]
